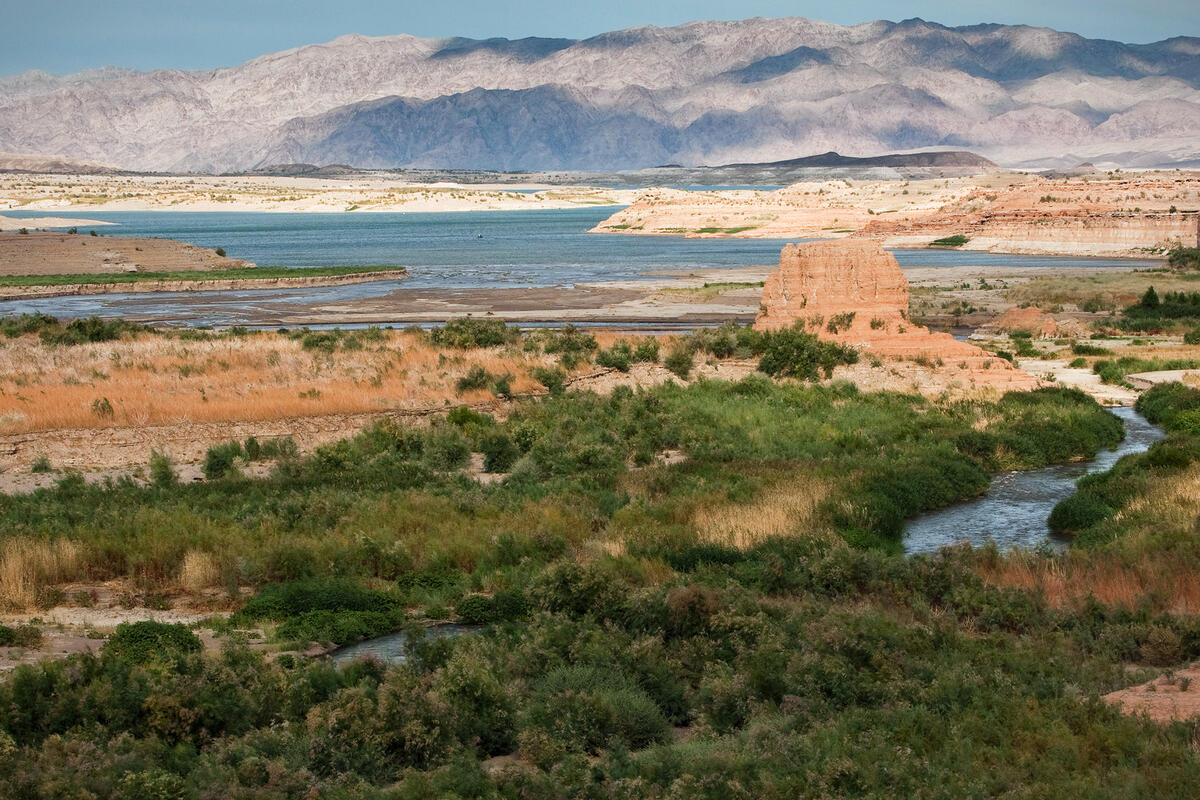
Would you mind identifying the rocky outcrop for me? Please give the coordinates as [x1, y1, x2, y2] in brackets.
[755, 241, 1039, 392]
[757, 241, 909, 334]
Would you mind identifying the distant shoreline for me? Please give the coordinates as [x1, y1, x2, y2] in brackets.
[0, 268, 408, 301]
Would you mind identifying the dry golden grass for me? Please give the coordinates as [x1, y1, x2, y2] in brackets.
[178, 550, 220, 593]
[0, 537, 80, 609]
[692, 476, 831, 549]
[0, 330, 568, 434]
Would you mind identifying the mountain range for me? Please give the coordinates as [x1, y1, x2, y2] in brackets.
[1, 17, 1197, 173]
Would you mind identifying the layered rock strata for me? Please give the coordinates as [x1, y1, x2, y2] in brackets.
[755, 241, 1039, 391]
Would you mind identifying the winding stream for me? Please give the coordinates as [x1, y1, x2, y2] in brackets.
[904, 406, 1163, 555]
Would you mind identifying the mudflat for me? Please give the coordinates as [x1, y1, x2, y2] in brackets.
[0, 231, 250, 275]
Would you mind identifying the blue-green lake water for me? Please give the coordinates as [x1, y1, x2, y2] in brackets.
[0, 208, 1156, 325]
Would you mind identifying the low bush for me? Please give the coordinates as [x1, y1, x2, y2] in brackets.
[526, 665, 669, 753]
[430, 317, 517, 349]
[756, 324, 858, 380]
[1048, 493, 1115, 533]
[0, 625, 42, 648]
[456, 365, 493, 393]
[596, 341, 634, 372]
[102, 621, 201, 664]
[1167, 246, 1200, 271]
[1071, 342, 1112, 356]
[664, 347, 693, 379]
[480, 431, 519, 473]
[203, 440, 244, 479]
[929, 234, 969, 247]
[531, 366, 566, 396]
[237, 578, 400, 621]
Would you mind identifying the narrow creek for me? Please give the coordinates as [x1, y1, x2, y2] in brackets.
[904, 406, 1164, 555]
[329, 623, 479, 665]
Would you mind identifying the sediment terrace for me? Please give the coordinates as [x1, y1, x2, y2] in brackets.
[593, 171, 1200, 257]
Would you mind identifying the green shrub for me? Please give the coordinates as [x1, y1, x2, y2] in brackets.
[526, 666, 669, 753]
[1185, 327, 1200, 345]
[633, 339, 660, 363]
[0, 312, 58, 338]
[276, 609, 396, 645]
[531, 366, 566, 396]
[929, 234, 969, 247]
[37, 316, 148, 346]
[757, 324, 858, 380]
[103, 621, 201, 664]
[524, 325, 598, 367]
[0, 624, 42, 648]
[480, 431, 519, 473]
[238, 578, 399, 621]
[1071, 342, 1112, 356]
[456, 365, 493, 393]
[596, 341, 634, 372]
[430, 317, 517, 349]
[663, 346, 693, 379]
[30, 455, 51, 474]
[1167, 246, 1200, 271]
[148, 450, 176, 488]
[203, 440, 244, 479]
[424, 428, 470, 470]
[1048, 493, 1115, 533]
[454, 594, 496, 624]
[826, 312, 856, 333]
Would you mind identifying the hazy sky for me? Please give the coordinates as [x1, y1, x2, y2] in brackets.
[2, 0, 1197, 77]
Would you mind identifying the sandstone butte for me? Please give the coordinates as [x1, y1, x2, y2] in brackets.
[754, 240, 1040, 392]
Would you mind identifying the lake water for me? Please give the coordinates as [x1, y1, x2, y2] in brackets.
[0, 208, 1156, 326]
[903, 406, 1163, 555]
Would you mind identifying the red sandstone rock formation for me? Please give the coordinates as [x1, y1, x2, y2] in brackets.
[755, 241, 1039, 391]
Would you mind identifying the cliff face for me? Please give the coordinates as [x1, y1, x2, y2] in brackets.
[755, 241, 1039, 391]
[0, 18, 1197, 171]
[757, 241, 908, 334]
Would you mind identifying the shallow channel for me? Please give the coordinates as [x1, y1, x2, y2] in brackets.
[903, 406, 1163, 555]
[329, 623, 479, 665]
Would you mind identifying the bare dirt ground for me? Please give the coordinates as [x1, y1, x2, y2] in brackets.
[0, 230, 251, 275]
[1104, 666, 1200, 723]
[0, 580, 268, 672]
[0, 172, 634, 214]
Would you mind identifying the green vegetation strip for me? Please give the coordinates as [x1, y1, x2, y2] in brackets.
[0, 265, 406, 288]
[1050, 381, 1200, 545]
[3, 315, 1192, 797]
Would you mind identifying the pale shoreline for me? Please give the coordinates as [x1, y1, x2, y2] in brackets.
[0, 172, 637, 215]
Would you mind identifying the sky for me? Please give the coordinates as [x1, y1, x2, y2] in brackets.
[2, 0, 1197, 77]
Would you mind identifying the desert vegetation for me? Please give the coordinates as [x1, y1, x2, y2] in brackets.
[1, 312, 1198, 796]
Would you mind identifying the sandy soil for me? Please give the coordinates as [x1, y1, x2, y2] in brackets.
[1104, 666, 1200, 723]
[0, 231, 251, 275]
[0, 173, 635, 214]
[0, 215, 113, 231]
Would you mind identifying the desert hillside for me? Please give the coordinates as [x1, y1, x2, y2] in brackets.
[1, 17, 1197, 171]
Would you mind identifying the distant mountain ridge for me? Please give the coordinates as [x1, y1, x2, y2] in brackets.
[0, 17, 1197, 172]
[722, 150, 997, 169]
